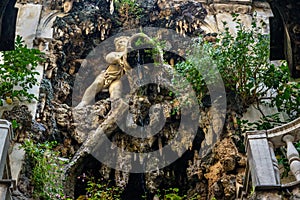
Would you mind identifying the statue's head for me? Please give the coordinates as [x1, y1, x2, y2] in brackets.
[114, 36, 130, 52]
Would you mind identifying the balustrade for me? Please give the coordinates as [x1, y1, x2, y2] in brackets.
[239, 117, 300, 199]
[283, 134, 300, 181]
[0, 120, 14, 200]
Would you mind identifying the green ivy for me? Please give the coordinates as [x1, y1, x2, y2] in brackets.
[115, 0, 143, 23]
[0, 35, 44, 105]
[151, 188, 199, 200]
[22, 140, 68, 200]
[173, 38, 214, 104]
[85, 178, 122, 200]
[240, 113, 284, 132]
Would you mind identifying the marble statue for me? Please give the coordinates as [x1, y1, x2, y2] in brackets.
[76, 32, 166, 109]
[76, 36, 131, 107]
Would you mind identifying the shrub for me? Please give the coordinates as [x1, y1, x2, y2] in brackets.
[175, 14, 299, 120]
[0, 35, 44, 105]
[85, 178, 122, 200]
[211, 14, 299, 120]
[22, 140, 68, 200]
[150, 188, 199, 200]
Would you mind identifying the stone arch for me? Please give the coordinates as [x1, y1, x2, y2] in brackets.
[36, 10, 66, 39]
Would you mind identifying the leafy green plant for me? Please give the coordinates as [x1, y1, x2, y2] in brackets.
[274, 141, 300, 179]
[173, 37, 217, 105]
[174, 60, 206, 101]
[22, 140, 68, 200]
[0, 35, 44, 105]
[163, 188, 185, 200]
[172, 15, 300, 184]
[211, 15, 269, 105]
[206, 15, 300, 180]
[85, 178, 122, 200]
[11, 119, 19, 129]
[276, 151, 290, 178]
[131, 34, 167, 66]
[173, 13, 300, 122]
[240, 113, 284, 132]
[150, 188, 199, 200]
[210, 14, 299, 120]
[115, 0, 143, 23]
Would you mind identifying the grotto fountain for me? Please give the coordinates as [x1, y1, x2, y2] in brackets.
[0, 0, 282, 199]
[66, 30, 211, 199]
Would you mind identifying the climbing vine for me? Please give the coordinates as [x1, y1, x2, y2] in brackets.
[22, 140, 68, 200]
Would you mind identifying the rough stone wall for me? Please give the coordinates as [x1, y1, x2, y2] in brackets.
[6, 0, 276, 199]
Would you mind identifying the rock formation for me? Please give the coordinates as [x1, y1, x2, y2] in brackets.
[5, 0, 279, 199]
